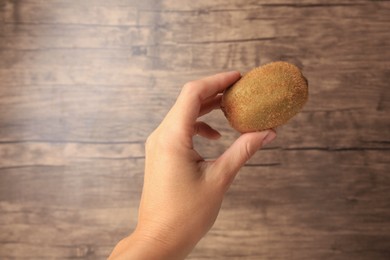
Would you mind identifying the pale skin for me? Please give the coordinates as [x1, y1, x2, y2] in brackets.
[108, 71, 277, 260]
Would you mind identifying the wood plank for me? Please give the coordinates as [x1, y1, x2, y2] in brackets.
[0, 24, 155, 50]
[0, 0, 389, 259]
[1, 150, 388, 258]
[1, 1, 138, 26]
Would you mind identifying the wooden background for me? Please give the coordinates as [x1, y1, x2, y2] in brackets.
[0, 0, 389, 259]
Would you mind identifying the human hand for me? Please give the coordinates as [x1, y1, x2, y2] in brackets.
[109, 71, 276, 260]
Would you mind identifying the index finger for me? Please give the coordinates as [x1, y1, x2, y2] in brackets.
[180, 71, 241, 104]
[174, 71, 241, 126]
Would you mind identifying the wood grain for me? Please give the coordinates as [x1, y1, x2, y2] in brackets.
[0, 0, 389, 259]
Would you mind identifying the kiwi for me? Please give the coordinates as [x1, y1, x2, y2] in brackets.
[221, 61, 308, 133]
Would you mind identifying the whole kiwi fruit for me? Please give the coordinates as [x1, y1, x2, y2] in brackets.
[221, 61, 308, 133]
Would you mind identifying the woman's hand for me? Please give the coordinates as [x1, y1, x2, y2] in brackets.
[109, 71, 276, 260]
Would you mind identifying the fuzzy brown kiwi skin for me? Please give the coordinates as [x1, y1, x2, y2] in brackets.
[221, 61, 308, 133]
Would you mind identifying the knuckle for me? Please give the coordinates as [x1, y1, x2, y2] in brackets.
[238, 142, 253, 164]
[211, 163, 235, 192]
[218, 174, 234, 192]
[145, 132, 156, 151]
[145, 130, 172, 153]
[180, 80, 205, 103]
[243, 141, 252, 162]
[183, 81, 196, 91]
[145, 137, 152, 151]
[181, 83, 193, 97]
[181, 81, 200, 98]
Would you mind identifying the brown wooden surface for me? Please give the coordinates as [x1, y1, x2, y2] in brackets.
[0, 0, 389, 259]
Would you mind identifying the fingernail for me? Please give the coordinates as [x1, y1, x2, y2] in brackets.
[262, 130, 276, 146]
[226, 70, 241, 77]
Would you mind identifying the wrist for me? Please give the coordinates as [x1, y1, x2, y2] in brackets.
[109, 228, 189, 260]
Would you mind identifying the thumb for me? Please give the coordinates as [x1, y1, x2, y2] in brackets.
[212, 130, 276, 189]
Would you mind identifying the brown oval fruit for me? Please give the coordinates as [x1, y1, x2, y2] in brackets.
[221, 61, 308, 132]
